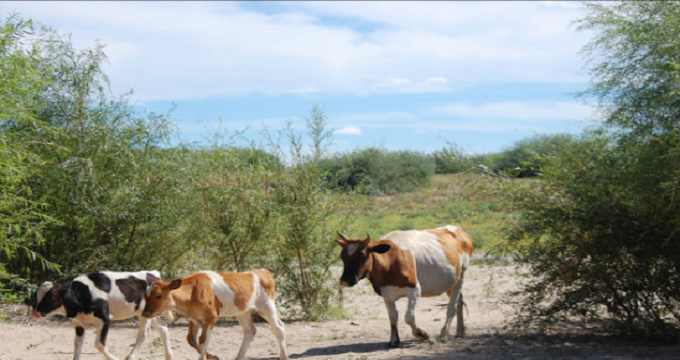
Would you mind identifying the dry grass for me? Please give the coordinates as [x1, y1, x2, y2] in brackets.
[350, 173, 518, 251]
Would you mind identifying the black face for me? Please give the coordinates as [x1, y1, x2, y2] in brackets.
[339, 242, 370, 287]
[34, 282, 63, 317]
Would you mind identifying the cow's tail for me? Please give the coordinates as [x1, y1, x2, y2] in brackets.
[459, 293, 469, 316]
[436, 293, 469, 316]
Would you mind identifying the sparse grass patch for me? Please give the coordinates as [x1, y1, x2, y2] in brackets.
[353, 173, 517, 252]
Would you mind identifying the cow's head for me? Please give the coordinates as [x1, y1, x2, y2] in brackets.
[335, 231, 391, 287]
[142, 279, 181, 318]
[31, 281, 63, 319]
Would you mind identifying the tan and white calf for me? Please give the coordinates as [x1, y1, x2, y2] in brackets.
[336, 225, 473, 347]
[142, 269, 288, 360]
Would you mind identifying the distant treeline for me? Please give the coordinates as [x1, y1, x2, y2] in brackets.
[319, 133, 578, 195]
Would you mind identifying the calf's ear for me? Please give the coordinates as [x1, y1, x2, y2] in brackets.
[169, 279, 182, 290]
[369, 243, 391, 254]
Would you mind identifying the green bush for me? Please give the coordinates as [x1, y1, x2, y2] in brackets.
[268, 107, 359, 320]
[432, 144, 474, 174]
[502, 1, 680, 341]
[0, 14, 200, 283]
[322, 147, 435, 195]
[492, 134, 577, 177]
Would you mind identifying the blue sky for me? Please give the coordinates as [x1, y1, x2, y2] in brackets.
[4, 1, 598, 154]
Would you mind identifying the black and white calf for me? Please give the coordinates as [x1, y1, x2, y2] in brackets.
[31, 270, 173, 360]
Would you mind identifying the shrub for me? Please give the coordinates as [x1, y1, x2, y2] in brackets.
[322, 147, 435, 195]
[492, 134, 577, 177]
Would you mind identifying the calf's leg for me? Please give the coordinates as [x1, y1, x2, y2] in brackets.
[187, 321, 218, 360]
[125, 316, 149, 360]
[234, 313, 256, 360]
[94, 318, 118, 360]
[255, 296, 289, 360]
[73, 325, 85, 360]
[197, 321, 216, 360]
[150, 317, 174, 360]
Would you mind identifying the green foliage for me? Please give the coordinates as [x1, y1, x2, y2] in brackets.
[268, 107, 360, 320]
[192, 146, 279, 272]
[577, 1, 680, 136]
[30, 36, 197, 279]
[491, 134, 578, 177]
[0, 13, 200, 284]
[432, 143, 474, 174]
[502, 1, 680, 341]
[322, 147, 435, 195]
[0, 13, 61, 292]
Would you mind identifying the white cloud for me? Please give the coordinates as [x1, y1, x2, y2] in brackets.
[427, 77, 447, 83]
[335, 111, 415, 125]
[3, 1, 590, 101]
[433, 101, 594, 121]
[335, 126, 363, 135]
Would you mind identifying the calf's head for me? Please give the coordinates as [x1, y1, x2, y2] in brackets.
[142, 279, 181, 318]
[335, 231, 390, 287]
[31, 281, 62, 319]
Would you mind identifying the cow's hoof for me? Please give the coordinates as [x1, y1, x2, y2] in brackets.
[439, 334, 448, 343]
[387, 340, 400, 348]
[206, 354, 219, 360]
[414, 329, 429, 341]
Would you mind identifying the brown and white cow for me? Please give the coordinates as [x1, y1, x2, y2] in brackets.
[336, 225, 473, 347]
[142, 268, 288, 360]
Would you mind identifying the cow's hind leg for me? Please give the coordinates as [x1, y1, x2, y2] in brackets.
[256, 296, 289, 360]
[73, 325, 85, 360]
[439, 279, 464, 343]
[456, 293, 465, 338]
[94, 318, 118, 360]
[405, 286, 430, 342]
[234, 313, 256, 360]
[383, 298, 400, 347]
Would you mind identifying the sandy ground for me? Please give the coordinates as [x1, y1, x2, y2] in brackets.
[2, 262, 679, 360]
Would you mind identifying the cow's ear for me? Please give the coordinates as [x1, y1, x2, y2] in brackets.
[169, 279, 182, 290]
[369, 243, 391, 254]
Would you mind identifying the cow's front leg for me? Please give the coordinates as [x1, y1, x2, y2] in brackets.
[197, 321, 218, 360]
[383, 298, 400, 347]
[150, 317, 174, 360]
[125, 316, 149, 360]
[95, 318, 118, 360]
[73, 325, 85, 360]
[187, 321, 218, 360]
[405, 286, 430, 342]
